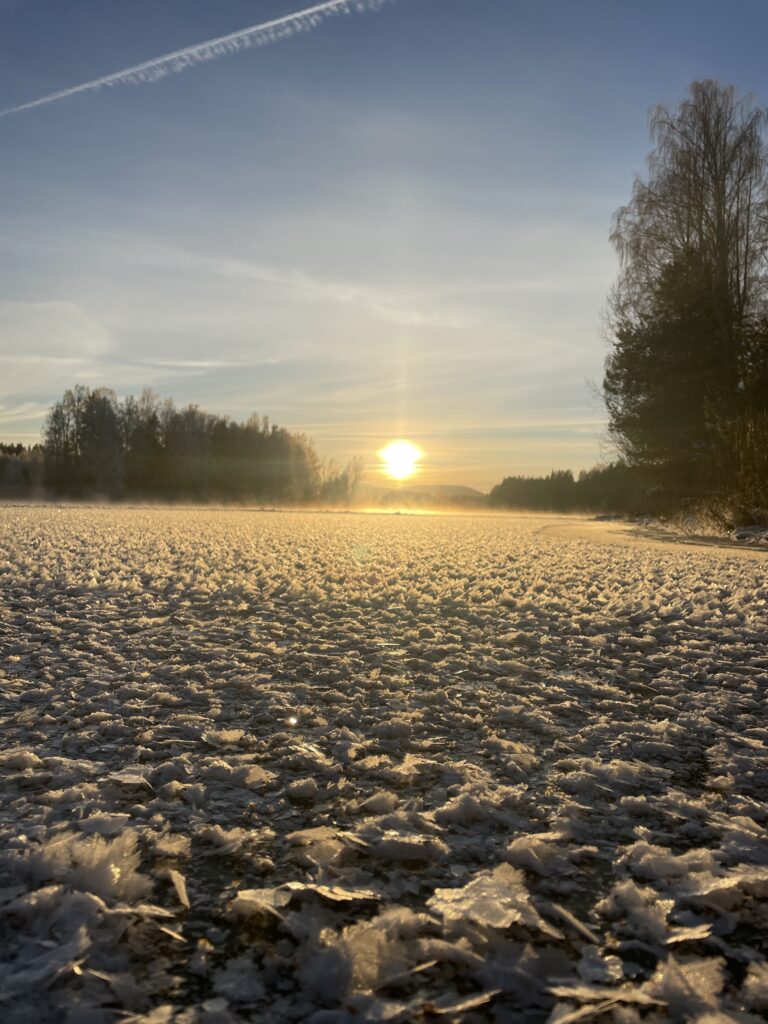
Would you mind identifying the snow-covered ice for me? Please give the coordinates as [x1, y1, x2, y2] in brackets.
[1, 506, 767, 1022]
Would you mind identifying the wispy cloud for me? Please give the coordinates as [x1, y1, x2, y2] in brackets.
[87, 234, 474, 331]
[0, 0, 394, 119]
[0, 300, 116, 357]
[0, 402, 49, 424]
[138, 357, 284, 370]
[201, 254, 471, 330]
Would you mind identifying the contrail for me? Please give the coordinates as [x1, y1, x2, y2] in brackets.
[0, 0, 394, 119]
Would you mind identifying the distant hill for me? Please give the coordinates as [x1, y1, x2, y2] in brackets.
[360, 481, 488, 507]
[403, 484, 486, 499]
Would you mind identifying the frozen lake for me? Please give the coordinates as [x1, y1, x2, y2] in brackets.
[1, 507, 767, 1022]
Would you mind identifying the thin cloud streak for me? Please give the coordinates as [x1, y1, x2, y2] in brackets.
[0, 0, 393, 118]
[0, 402, 49, 423]
[90, 235, 474, 330]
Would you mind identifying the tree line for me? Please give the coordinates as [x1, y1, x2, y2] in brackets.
[492, 80, 768, 521]
[0, 386, 363, 503]
[604, 80, 768, 521]
[489, 464, 654, 514]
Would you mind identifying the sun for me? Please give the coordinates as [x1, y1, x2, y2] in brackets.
[378, 439, 424, 481]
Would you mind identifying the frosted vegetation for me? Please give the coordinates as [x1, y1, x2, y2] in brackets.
[1, 508, 767, 1023]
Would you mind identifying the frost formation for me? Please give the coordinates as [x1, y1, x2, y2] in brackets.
[1, 507, 767, 1022]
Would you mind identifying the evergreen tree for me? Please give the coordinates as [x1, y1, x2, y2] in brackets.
[604, 81, 768, 492]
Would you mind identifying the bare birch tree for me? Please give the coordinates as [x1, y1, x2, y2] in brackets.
[604, 80, 768, 487]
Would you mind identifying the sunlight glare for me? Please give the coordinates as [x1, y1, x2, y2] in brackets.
[379, 439, 424, 480]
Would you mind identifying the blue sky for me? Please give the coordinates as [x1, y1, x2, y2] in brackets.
[2, 0, 768, 488]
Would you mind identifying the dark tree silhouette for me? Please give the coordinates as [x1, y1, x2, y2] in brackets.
[489, 464, 654, 514]
[0, 443, 43, 494]
[38, 385, 362, 503]
[604, 80, 768, 495]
